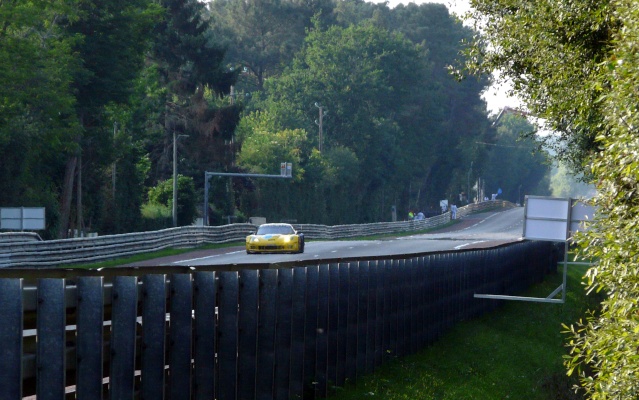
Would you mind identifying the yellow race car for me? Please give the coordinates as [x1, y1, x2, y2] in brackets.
[246, 223, 305, 254]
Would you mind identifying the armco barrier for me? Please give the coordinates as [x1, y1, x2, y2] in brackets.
[0, 200, 515, 268]
[0, 239, 561, 399]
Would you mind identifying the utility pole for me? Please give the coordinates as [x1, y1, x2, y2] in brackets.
[173, 130, 177, 227]
[315, 102, 327, 153]
[173, 131, 189, 227]
[112, 122, 117, 200]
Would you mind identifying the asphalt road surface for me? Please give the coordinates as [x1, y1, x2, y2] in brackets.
[129, 207, 525, 267]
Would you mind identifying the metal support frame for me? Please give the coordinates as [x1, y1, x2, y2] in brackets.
[475, 241, 569, 304]
[474, 196, 595, 304]
[203, 170, 292, 226]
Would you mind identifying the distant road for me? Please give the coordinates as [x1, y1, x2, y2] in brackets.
[127, 207, 525, 267]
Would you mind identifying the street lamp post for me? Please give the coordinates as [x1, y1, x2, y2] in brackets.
[173, 131, 189, 227]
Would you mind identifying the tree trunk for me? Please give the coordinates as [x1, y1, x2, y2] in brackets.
[58, 156, 77, 239]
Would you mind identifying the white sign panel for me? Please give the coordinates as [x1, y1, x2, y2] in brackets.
[1, 207, 46, 230]
[524, 219, 569, 241]
[523, 196, 595, 242]
[525, 197, 570, 220]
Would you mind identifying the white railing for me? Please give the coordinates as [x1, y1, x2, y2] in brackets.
[0, 200, 515, 268]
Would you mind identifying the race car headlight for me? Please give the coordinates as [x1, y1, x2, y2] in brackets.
[283, 236, 291, 243]
[250, 237, 260, 243]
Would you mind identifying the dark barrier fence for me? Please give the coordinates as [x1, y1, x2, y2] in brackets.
[0, 240, 561, 400]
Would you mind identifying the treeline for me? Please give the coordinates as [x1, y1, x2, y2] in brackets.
[0, 0, 549, 238]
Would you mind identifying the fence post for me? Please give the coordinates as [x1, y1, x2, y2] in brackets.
[218, 271, 239, 400]
[0, 278, 23, 400]
[275, 268, 293, 400]
[169, 274, 193, 400]
[256, 269, 278, 400]
[238, 269, 259, 400]
[77, 277, 105, 400]
[193, 271, 217, 400]
[109, 276, 138, 400]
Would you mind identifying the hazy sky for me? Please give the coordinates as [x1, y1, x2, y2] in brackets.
[367, 0, 522, 115]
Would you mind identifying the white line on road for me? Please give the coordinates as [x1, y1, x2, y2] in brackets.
[454, 240, 487, 250]
[175, 251, 244, 264]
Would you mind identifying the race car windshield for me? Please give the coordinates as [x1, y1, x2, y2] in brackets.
[256, 225, 295, 235]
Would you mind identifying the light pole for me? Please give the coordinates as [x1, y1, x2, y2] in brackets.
[467, 161, 473, 204]
[314, 102, 327, 153]
[518, 184, 522, 206]
[173, 131, 189, 227]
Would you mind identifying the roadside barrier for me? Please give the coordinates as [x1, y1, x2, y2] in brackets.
[0, 238, 561, 399]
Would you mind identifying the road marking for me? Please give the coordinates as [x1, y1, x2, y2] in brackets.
[454, 240, 487, 250]
[175, 251, 243, 264]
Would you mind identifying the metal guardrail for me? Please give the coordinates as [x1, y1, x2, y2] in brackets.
[0, 238, 559, 399]
[0, 201, 515, 268]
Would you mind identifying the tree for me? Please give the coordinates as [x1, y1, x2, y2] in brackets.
[465, 0, 639, 397]
[207, 0, 303, 91]
[258, 21, 431, 222]
[57, 0, 161, 238]
[463, 0, 614, 176]
[149, 0, 240, 201]
[0, 0, 80, 237]
[483, 114, 551, 203]
[147, 175, 198, 226]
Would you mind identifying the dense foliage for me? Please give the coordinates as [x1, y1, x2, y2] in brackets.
[0, 0, 551, 237]
[465, 0, 639, 397]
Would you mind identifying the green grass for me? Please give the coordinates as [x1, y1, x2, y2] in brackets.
[328, 261, 599, 400]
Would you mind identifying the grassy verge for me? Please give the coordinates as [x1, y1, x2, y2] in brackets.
[59, 242, 244, 269]
[328, 260, 599, 400]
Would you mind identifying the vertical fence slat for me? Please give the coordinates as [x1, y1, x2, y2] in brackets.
[314, 264, 330, 398]
[398, 259, 406, 356]
[356, 261, 369, 378]
[256, 269, 277, 400]
[365, 261, 376, 374]
[382, 259, 393, 362]
[336, 262, 350, 387]
[0, 278, 22, 400]
[238, 269, 259, 400]
[374, 261, 385, 368]
[346, 262, 359, 384]
[389, 260, 399, 358]
[275, 268, 293, 400]
[410, 257, 420, 353]
[303, 265, 319, 399]
[218, 271, 239, 400]
[169, 274, 193, 400]
[326, 263, 339, 391]
[140, 274, 166, 400]
[37, 278, 65, 400]
[109, 276, 138, 400]
[194, 271, 217, 400]
[77, 277, 104, 400]
[416, 256, 427, 348]
[290, 266, 307, 399]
